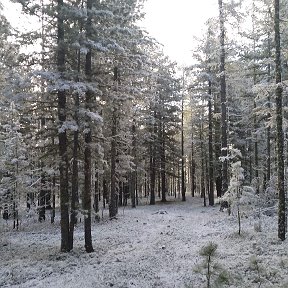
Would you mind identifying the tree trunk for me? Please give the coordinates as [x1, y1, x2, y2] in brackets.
[181, 79, 186, 201]
[69, 48, 81, 250]
[150, 110, 157, 204]
[218, 0, 228, 195]
[160, 124, 167, 202]
[208, 78, 214, 206]
[109, 67, 119, 219]
[274, 0, 285, 241]
[82, 0, 94, 253]
[57, 0, 70, 252]
[131, 122, 136, 208]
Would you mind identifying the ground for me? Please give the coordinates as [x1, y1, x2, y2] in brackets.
[1, 196, 288, 288]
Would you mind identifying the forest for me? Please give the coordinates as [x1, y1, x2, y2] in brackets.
[1, 0, 288, 287]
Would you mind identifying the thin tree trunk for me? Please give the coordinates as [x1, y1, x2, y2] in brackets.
[110, 109, 117, 218]
[69, 47, 81, 250]
[109, 67, 119, 219]
[131, 122, 136, 208]
[160, 124, 167, 202]
[83, 0, 94, 253]
[181, 76, 186, 201]
[218, 0, 228, 195]
[274, 0, 285, 241]
[208, 78, 214, 206]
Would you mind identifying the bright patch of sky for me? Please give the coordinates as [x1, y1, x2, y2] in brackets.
[3, 0, 219, 64]
[141, 0, 219, 65]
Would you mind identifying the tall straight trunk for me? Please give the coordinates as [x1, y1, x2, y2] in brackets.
[150, 109, 157, 204]
[200, 120, 206, 207]
[69, 49, 81, 250]
[190, 133, 196, 197]
[265, 30, 272, 190]
[39, 120, 46, 222]
[131, 123, 136, 208]
[57, 0, 70, 252]
[83, 0, 94, 253]
[208, 79, 214, 206]
[181, 80, 186, 201]
[274, 0, 285, 241]
[160, 124, 167, 202]
[110, 109, 117, 217]
[51, 175, 56, 223]
[149, 153, 156, 205]
[214, 93, 222, 198]
[109, 67, 119, 218]
[218, 0, 228, 195]
[94, 171, 99, 213]
[252, 9, 259, 194]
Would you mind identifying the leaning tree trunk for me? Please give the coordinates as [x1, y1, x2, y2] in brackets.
[57, 0, 70, 252]
[274, 0, 285, 241]
[218, 0, 228, 196]
[83, 0, 94, 253]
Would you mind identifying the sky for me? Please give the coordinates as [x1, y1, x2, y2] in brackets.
[141, 0, 219, 65]
[2, 0, 219, 65]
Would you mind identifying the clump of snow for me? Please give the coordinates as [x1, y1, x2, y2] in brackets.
[1, 196, 288, 288]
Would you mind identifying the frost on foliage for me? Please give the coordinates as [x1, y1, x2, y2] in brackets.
[58, 121, 79, 133]
[86, 111, 103, 123]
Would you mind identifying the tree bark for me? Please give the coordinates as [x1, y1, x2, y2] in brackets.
[274, 0, 285, 241]
[208, 78, 214, 206]
[218, 0, 228, 195]
[83, 0, 94, 253]
[181, 77, 186, 201]
[109, 67, 119, 219]
[57, 0, 70, 252]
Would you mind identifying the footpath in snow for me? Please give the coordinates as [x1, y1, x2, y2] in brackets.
[1, 195, 288, 288]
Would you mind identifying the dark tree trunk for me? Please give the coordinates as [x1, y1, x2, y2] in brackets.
[190, 134, 196, 197]
[94, 172, 99, 213]
[181, 82, 186, 201]
[83, 0, 94, 253]
[69, 89, 79, 250]
[252, 27, 259, 194]
[57, 0, 70, 252]
[160, 124, 167, 202]
[109, 67, 119, 219]
[218, 0, 228, 195]
[208, 78, 214, 206]
[265, 32, 272, 191]
[274, 0, 285, 241]
[150, 153, 156, 205]
[131, 123, 136, 208]
[150, 111, 157, 204]
[109, 110, 117, 218]
[69, 48, 81, 249]
[51, 174, 56, 224]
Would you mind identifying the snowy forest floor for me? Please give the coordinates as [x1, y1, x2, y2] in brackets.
[1, 195, 288, 288]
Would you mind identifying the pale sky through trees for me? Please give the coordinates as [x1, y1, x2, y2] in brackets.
[142, 0, 218, 65]
[3, 0, 218, 65]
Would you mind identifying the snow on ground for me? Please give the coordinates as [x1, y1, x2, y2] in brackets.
[1, 196, 288, 288]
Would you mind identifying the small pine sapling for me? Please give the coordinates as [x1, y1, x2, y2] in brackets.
[194, 242, 230, 288]
[220, 147, 251, 235]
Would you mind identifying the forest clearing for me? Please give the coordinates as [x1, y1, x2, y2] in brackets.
[1, 196, 288, 288]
